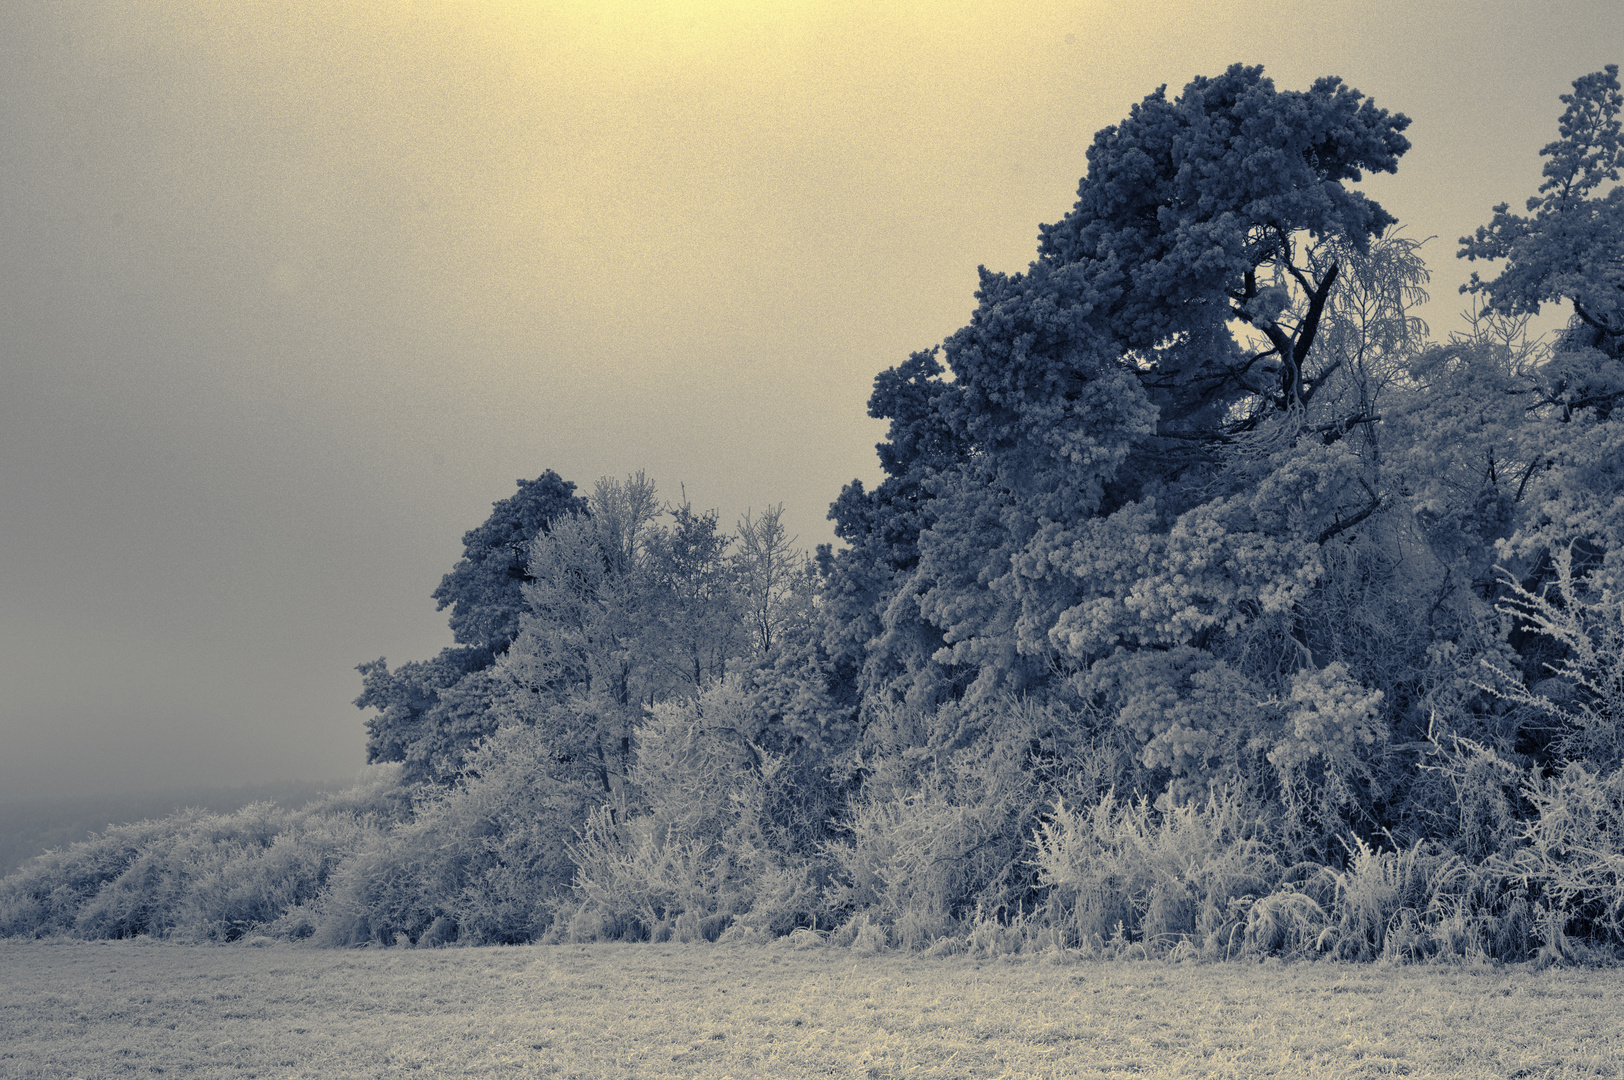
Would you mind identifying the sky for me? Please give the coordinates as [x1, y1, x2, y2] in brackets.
[2, 0, 1620, 802]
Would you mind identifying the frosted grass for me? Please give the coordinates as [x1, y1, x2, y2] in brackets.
[2, 939, 1619, 1079]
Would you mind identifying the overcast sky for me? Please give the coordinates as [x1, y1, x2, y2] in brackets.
[2, 0, 1619, 802]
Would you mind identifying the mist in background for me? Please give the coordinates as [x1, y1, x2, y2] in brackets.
[2, 0, 1618, 801]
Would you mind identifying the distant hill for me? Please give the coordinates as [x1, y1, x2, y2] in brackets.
[0, 778, 356, 877]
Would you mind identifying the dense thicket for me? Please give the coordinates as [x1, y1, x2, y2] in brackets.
[7, 65, 1624, 961]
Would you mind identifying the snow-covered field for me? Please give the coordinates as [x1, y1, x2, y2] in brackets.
[2, 939, 1618, 1079]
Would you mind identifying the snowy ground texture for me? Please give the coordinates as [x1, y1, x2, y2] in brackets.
[1, 939, 1620, 1079]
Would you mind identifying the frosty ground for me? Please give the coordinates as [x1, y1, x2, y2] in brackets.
[2, 939, 1619, 1080]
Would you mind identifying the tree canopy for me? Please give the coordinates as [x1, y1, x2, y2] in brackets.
[431, 470, 589, 656]
[1460, 65, 1623, 360]
[355, 472, 587, 781]
[821, 65, 1416, 769]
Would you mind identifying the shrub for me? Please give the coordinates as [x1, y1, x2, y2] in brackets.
[0, 815, 196, 938]
[308, 819, 445, 947]
[826, 698, 1102, 949]
[567, 679, 823, 939]
[1514, 760, 1624, 956]
[827, 769, 983, 948]
[1031, 789, 1280, 957]
[1317, 837, 1450, 961]
[70, 802, 291, 940]
[312, 729, 597, 946]
[0, 765, 407, 942]
[1485, 544, 1624, 771]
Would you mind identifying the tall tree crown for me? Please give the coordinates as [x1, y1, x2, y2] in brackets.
[1034, 64, 1410, 353]
[432, 471, 589, 656]
[824, 66, 1414, 738]
[1460, 65, 1623, 351]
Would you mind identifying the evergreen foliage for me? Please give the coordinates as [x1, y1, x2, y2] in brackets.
[1460, 65, 1623, 362]
[356, 471, 586, 781]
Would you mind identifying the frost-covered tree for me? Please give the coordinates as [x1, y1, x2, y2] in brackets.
[489, 475, 820, 795]
[1461, 65, 1623, 365]
[1447, 67, 1624, 601]
[432, 471, 590, 656]
[645, 499, 742, 690]
[492, 474, 667, 796]
[355, 471, 587, 781]
[354, 647, 502, 781]
[734, 504, 815, 660]
[824, 67, 1416, 824]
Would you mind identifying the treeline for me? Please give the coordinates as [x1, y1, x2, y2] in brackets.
[7, 64, 1624, 962]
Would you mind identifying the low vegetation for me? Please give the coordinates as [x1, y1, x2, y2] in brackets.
[4, 755, 1623, 966]
[0, 768, 409, 944]
[0, 780, 350, 878]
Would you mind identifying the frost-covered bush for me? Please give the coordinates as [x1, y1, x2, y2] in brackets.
[1275, 757, 1624, 964]
[1032, 789, 1280, 956]
[307, 819, 444, 947]
[166, 811, 377, 941]
[313, 728, 598, 946]
[0, 765, 407, 942]
[1485, 545, 1624, 770]
[828, 769, 1000, 948]
[567, 678, 822, 941]
[1314, 838, 1452, 961]
[1257, 835, 1540, 964]
[0, 813, 211, 939]
[828, 699, 1108, 949]
[1029, 787, 1542, 963]
[1410, 731, 1525, 862]
[1514, 761, 1624, 955]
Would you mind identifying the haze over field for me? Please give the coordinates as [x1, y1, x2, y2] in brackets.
[3, 0, 1620, 801]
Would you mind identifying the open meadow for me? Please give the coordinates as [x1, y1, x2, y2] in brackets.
[2, 940, 1620, 1080]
